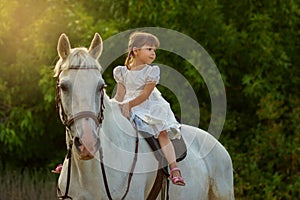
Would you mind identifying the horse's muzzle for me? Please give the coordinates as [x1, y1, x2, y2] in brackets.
[74, 137, 96, 160]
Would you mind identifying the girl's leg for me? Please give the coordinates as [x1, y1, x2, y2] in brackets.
[158, 130, 185, 185]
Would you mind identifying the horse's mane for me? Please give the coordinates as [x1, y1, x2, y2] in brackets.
[102, 94, 137, 137]
[54, 48, 102, 77]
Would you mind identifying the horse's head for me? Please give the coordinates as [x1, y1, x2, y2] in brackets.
[54, 33, 105, 160]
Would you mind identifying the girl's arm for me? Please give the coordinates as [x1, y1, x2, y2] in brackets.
[121, 82, 156, 118]
[129, 82, 156, 108]
[114, 83, 126, 102]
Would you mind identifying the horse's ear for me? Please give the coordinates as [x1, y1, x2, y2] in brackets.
[88, 33, 103, 60]
[57, 33, 71, 59]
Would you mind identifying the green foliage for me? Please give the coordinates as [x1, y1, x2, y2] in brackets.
[0, 0, 299, 198]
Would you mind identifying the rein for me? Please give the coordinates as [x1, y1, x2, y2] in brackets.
[56, 69, 139, 200]
[99, 125, 139, 200]
[57, 143, 72, 199]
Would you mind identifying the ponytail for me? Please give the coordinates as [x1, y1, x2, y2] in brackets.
[125, 51, 133, 69]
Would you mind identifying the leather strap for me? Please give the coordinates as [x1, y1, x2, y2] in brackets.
[146, 169, 164, 200]
[100, 127, 139, 200]
[65, 111, 100, 128]
[57, 145, 73, 199]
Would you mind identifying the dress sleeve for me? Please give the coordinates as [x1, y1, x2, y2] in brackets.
[113, 66, 126, 84]
[146, 65, 160, 84]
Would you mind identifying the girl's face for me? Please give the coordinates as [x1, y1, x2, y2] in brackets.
[133, 45, 157, 65]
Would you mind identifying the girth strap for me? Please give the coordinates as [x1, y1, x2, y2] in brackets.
[146, 169, 164, 200]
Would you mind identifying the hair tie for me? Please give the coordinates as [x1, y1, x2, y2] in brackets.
[128, 52, 132, 58]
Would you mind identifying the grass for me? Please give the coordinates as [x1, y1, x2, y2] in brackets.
[0, 168, 58, 200]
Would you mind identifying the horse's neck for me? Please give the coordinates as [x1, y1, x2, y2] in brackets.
[102, 94, 136, 143]
[100, 94, 158, 174]
[100, 95, 138, 159]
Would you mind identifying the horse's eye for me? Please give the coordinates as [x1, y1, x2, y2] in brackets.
[58, 82, 68, 92]
[98, 83, 107, 92]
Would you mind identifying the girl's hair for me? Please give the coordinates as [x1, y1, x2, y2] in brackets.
[125, 32, 160, 69]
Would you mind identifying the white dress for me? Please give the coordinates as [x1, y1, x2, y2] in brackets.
[113, 65, 181, 139]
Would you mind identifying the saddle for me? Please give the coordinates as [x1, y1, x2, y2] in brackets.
[139, 131, 187, 173]
[139, 131, 187, 200]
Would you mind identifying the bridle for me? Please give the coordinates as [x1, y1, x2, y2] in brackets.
[55, 68, 105, 131]
[55, 68, 105, 200]
[55, 68, 139, 200]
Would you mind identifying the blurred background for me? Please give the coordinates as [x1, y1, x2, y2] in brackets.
[0, 0, 299, 199]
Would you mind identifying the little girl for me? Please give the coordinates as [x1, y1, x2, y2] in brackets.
[113, 31, 185, 186]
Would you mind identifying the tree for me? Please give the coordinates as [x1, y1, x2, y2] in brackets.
[0, 0, 299, 198]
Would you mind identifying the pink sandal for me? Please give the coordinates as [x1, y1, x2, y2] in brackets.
[51, 164, 63, 174]
[169, 167, 186, 186]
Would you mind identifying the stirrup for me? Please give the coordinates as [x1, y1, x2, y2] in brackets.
[169, 167, 186, 186]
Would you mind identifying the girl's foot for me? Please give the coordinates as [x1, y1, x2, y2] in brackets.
[169, 167, 186, 186]
[51, 164, 63, 174]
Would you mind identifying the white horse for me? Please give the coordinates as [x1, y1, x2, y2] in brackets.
[54, 33, 234, 200]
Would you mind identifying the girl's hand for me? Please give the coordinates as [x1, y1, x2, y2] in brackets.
[120, 102, 130, 118]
